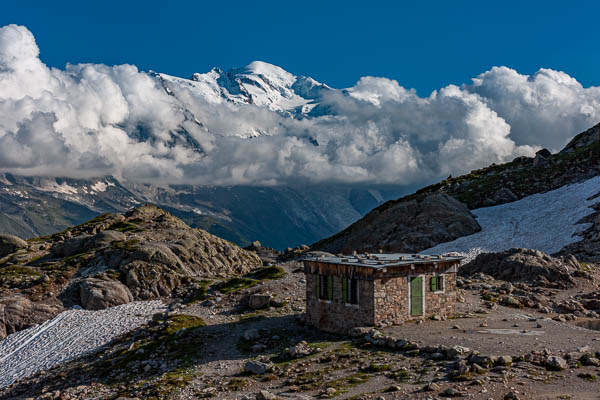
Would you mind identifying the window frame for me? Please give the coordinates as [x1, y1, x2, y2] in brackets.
[430, 273, 445, 293]
[317, 274, 333, 302]
[343, 277, 359, 306]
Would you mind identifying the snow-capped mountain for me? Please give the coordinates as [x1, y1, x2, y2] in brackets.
[155, 61, 332, 127]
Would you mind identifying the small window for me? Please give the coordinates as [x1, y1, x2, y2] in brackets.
[430, 275, 445, 292]
[430, 276, 438, 292]
[342, 278, 359, 304]
[317, 275, 333, 300]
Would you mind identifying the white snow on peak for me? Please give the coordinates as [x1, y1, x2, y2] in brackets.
[157, 61, 330, 120]
[234, 61, 296, 87]
[424, 176, 600, 256]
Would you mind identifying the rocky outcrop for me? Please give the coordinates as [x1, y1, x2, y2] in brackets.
[0, 234, 28, 258]
[312, 194, 480, 254]
[79, 277, 133, 310]
[561, 123, 600, 153]
[460, 248, 577, 288]
[52, 230, 126, 258]
[0, 296, 63, 339]
[0, 204, 262, 335]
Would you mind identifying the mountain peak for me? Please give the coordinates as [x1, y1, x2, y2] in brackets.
[230, 61, 297, 87]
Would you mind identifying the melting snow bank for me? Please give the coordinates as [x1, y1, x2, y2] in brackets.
[0, 301, 165, 389]
[425, 175, 600, 257]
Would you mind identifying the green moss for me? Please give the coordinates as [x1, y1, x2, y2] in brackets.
[108, 221, 144, 233]
[0, 265, 41, 278]
[165, 314, 206, 335]
[227, 378, 248, 390]
[246, 265, 286, 280]
[218, 277, 259, 294]
[111, 239, 140, 251]
[217, 265, 286, 295]
[388, 369, 410, 382]
[577, 372, 596, 382]
[184, 279, 212, 304]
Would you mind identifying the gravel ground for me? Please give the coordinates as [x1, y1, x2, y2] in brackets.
[0, 300, 165, 388]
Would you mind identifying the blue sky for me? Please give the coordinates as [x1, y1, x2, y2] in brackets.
[2, 0, 598, 95]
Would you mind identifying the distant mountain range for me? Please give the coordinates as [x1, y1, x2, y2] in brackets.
[0, 173, 406, 250]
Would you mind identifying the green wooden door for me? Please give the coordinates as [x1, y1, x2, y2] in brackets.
[410, 277, 423, 316]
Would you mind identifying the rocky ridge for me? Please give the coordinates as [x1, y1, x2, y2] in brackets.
[0, 204, 261, 339]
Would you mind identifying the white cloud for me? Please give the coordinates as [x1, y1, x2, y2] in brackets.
[0, 24, 598, 186]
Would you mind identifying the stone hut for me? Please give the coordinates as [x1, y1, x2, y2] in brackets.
[304, 253, 463, 333]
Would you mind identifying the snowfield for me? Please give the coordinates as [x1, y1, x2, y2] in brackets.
[425, 176, 600, 256]
[0, 301, 165, 389]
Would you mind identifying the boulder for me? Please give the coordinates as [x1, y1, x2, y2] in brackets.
[492, 187, 519, 204]
[495, 355, 513, 366]
[0, 295, 63, 339]
[544, 356, 568, 370]
[244, 360, 273, 375]
[256, 391, 277, 400]
[88, 230, 125, 248]
[0, 234, 28, 257]
[51, 234, 92, 257]
[460, 248, 576, 288]
[79, 277, 133, 310]
[248, 294, 271, 310]
[287, 341, 313, 358]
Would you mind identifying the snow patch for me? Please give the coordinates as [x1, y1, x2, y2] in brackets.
[424, 176, 600, 256]
[0, 301, 165, 388]
[36, 181, 79, 195]
[91, 180, 112, 192]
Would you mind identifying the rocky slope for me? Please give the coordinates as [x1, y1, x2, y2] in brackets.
[0, 205, 261, 339]
[313, 122, 600, 256]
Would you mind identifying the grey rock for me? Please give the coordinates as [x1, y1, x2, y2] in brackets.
[504, 391, 521, 400]
[443, 387, 464, 397]
[446, 345, 471, 359]
[248, 294, 271, 310]
[544, 355, 568, 370]
[256, 390, 277, 400]
[245, 360, 273, 375]
[0, 234, 28, 257]
[492, 188, 518, 204]
[461, 248, 576, 288]
[79, 277, 133, 310]
[0, 296, 63, 339]
[469, 354, 492, 368]
[495, 355, 513, 366]
[51, 234, 92, 257]
[423, 382, 440, 391]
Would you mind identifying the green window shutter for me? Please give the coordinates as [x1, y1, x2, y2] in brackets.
[439, 275, 444, 291]
[430, 276, 438, 292]
[342, 278, 348, 303]
[316, 275, 320, 298]
[327, 276, 333, 300]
